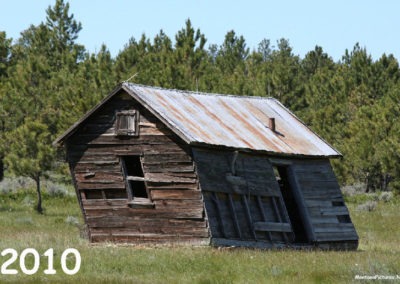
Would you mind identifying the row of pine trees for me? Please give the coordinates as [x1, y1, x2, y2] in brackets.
[1, 0, 400, 196]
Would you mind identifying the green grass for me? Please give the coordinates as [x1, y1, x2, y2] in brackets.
[0, 187, 399, 283]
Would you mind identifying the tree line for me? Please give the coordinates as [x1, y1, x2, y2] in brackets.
[1, 0, 400, 202]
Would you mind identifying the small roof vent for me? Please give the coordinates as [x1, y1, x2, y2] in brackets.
[269, 117, 276, 132]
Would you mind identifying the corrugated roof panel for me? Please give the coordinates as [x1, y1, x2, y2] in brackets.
[123, 83, 341, 157]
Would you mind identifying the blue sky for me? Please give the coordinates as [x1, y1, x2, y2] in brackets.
[1, 0, 399, 61]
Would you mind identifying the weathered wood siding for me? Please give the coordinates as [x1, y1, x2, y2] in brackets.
[66, 91, 208, 244]
[193, 148, 358, 249]
[290, 159, 358, 246]
[193, 148, 295, 248]
[63, 90, 357, 249]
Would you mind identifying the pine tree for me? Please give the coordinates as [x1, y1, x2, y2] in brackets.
[258, 39, 305, 110]
[114, 34, 149, 83]
[4, 121, 54, 213]
[46, 0, 84, 70]
[0, 31, 12, 181]
[214, 30, 249, 94]
[173, 19, 207, 90]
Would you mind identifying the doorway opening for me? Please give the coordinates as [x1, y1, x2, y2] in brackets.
[273, 165, 309, 243]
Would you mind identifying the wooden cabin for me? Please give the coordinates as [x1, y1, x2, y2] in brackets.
[54, 83, 358, 249]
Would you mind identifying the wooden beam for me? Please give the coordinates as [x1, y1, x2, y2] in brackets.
[256, 196, 272, 241]
[286, 165, 316, 242]
[211, 238, 287, 249]
[271, 197, 289, 242]
[320, 206, 349, 216]
[225, 173, 247, 186]
[120, 157, 133, 200]
[127, 176, 145, 181]
[253, 222, 292, 233]
[210, 192, 227, 238]
[228, 193, 242, 239]
[241, 195, 257, 240]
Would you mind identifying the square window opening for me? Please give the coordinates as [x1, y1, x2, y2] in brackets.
[115, 110, 138, 136]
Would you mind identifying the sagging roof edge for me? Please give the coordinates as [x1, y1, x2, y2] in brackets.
[189, 141, 342, 159]
[53, 82, 342, 159]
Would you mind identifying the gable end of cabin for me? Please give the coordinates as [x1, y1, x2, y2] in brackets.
[64, 90, 209, 244]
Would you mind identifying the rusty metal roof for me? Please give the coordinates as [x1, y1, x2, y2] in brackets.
[54, 83, 340, 157]
[123, 83, 341, 157]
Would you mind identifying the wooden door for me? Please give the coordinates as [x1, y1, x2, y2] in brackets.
[193, 148, 295, 246]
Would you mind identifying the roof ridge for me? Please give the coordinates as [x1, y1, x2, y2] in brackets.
[55, 82, 341, 158]
[123, 82, 275, 101]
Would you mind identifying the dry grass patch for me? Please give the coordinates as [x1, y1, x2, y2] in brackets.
[0, 185, 399, 283]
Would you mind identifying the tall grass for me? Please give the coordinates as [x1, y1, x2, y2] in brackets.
[0, 180, 399, 283]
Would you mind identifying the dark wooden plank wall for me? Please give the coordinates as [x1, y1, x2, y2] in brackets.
[290, 159, 358, 244]
[66, 92, 208, 244]
[193, 148, 358, 248]
[193, 148, 294, 247]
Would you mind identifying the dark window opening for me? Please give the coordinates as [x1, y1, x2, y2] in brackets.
[121, 155, 149, 199]
[85, 189, 127, 200]
[332, 201, 344, 207]
[337, 215, 352, 223]
[273, 165, 309, 243]
[332, 201, 352, 223]
[115, 110, 138, 136]
[105, 189, 127, 199]
[85, 190, 103, 199]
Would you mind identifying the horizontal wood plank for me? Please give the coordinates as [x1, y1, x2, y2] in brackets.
[78, 182, 125, 190]
[211, 238, 282, 249]
[253, 222, 292, 233]
[91, 234, 209, 244]
[320, 206, 349, 216]
[85, 207, 204, 220]
[144, 173, 197, 184]
[151, 190, 202, 200]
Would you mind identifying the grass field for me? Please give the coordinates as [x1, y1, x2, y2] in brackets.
[0, 182, 399, 283]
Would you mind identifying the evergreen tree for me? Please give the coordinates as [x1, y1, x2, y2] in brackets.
[0, 0, 88, 187]
[46, 0, 84, 70]
[172, 19, 207, 90]
[114, 34, 150, 83]
[4, 121, 54, 213]
[302, 45, 335, 77]
[139, 30, 174, 87]
[0, 31, 11, 78]
[215, 30, 249, 94]
[56, 45, 116, 133]
[0, 31, 12, 181]
[217, 30, 249, 74]
[3, 2, 400, 193]
[264, 39, 304, 110]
